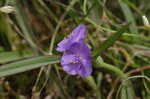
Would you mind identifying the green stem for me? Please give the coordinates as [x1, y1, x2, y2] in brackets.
[83, 76, 101, 99]
[83, 0, 87, 15]
[96, 56, 127, 80]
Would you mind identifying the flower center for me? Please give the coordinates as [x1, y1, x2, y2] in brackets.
[69, 55, 82, 64]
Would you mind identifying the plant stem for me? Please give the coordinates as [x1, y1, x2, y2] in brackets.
[96, 56, 127, 80]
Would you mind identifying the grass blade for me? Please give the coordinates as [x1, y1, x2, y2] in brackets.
[0, 55, 60, 77]
[121, 82, 135, 99]
[14, 0, 38, 52]
[119, 0, 138, 34]
[0, 50, 33, 63]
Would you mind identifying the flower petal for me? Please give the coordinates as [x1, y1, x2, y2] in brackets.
[67, 41, 91, 58]
[62, 64, 81, 75]
[70, 24, 87, 42]
[61, 54, 75, 65]
[56, 38, 71, 52]
[79, 59, 92, 77]
[56, 24, 87, 52]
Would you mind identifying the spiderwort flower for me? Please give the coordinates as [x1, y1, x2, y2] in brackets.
[56, 24, 92, 77]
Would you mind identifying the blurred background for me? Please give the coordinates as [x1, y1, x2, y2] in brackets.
[0, 0, 150, 99]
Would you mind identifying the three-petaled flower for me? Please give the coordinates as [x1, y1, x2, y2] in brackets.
[56, 24, 92, 77]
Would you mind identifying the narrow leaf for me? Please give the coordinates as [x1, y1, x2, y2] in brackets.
[0, 50, 33, 63]
[0, 55, 60, 77]
[121, 81, 135, 99]
[119, 0, 138, 33]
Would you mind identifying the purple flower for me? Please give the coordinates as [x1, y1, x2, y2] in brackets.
[61, 41, 92, 77]
[56, 24, 87, 52]
[56, 24, 92, 77]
